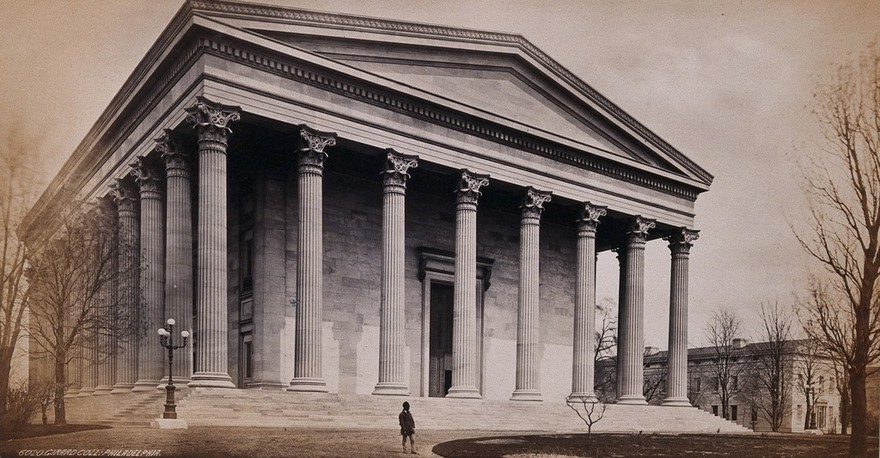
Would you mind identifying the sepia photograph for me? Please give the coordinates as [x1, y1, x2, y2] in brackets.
[1, 0, 879, 456]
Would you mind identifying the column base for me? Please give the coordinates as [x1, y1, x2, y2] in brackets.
[65, 388, 80, 398]
[372, 382, 410, 396]
[110, 383, 135, 394]
[77, 387, 96, 397]
[244, 381, 287, 390]
[661, 397, 692, 407]
[93, 385, 114, 395]
[445, 386, 481, 399]
[510, 389, 543, 401]
[566, 393, 598, 404]
[189, 372, 235, 388]
[616, 395, 648, 405]
[132, 379, 162, 392]
[287, 377, 328, 393]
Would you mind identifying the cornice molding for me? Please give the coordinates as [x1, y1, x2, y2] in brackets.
[189, 0, 713, 185]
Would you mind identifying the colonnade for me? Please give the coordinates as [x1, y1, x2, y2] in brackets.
[76, 96, 697, 406]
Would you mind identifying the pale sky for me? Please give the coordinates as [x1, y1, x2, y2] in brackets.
[2, 0, 879, 348]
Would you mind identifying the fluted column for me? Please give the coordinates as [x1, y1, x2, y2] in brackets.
[186, 96, 240, 388]
[111, 179, 139, 393]
[130, 156, 165, 391]
[617, 216, 655, 405]
[569, 202, 607, 402]
[447, 170, 488, 399]
[158, 130, 194, 386]
[511, 187, 551, 401]
[662, 227, 699, 407]
[288, 125, 336, 392]
[373, 150, 418, 396]
[94, 199, 117, 395]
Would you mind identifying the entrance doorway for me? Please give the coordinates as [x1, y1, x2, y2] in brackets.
[428, 282, 454, 397]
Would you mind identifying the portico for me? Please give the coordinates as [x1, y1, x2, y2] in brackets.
[23, 1, 711, 408]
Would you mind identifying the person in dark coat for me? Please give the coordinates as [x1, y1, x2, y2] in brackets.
[399, 401, 416, 454]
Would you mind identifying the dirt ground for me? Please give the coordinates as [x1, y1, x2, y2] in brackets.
[1, 426, 876, 457]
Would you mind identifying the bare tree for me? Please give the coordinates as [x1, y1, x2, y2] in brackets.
[795, 337, 825, 430]
[567, 397, 607, 437]
[753, 302, 793, 432]
[594, 297, 617, 363]
[0, 128, 41, 422]
[642, 362, 667, 404]
[705, 308, 747, 420]
[26, 202, 131, 425]
[794, 42, 880, 456]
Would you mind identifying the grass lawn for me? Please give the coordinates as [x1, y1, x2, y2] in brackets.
[433, 432, 880, 457]
[1, 425, 876, 457]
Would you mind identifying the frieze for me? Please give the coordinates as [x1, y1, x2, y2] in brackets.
[189, 0, 712, 185]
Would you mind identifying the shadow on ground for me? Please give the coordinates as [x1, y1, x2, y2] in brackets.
[432, 432, 880, 458]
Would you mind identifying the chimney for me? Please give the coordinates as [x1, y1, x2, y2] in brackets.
[732, 338, 749, 349]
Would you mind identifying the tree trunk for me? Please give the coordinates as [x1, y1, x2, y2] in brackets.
[804, 393, 812, 430]
[840, 389, 850, 435]
[849, 370, 867, 457]
[53, 359, 66, 425]
[0, 348, 12, 415]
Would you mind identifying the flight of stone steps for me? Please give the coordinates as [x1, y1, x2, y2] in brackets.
[171, 389, 751, 434]
[63, 389, 190, 426]
[59, 388, 750, 434]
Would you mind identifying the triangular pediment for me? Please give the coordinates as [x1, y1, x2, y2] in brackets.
[196, 2, 714, 186]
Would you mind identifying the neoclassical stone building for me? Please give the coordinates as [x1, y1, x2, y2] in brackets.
[23, 0, 712, 405]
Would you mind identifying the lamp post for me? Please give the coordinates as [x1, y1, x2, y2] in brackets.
[158, 318, 189, 419]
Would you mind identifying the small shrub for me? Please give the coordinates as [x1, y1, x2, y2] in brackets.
[0, 383, 44, 438]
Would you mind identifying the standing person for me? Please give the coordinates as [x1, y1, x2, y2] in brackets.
[399, 401, 416, 454]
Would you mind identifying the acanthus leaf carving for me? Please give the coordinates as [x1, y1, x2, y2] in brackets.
[184, 96, 241, 145]
[577, 201, 607, 234]
[455, 169, 490, 205]
[521, 187, 551, 219]
[297, 124, 337, 169]
[383, 149, 419, 188]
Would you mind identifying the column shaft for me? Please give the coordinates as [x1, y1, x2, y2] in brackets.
[111, 180, 139, 393]
[663, 228, 699, 406]
[131, 157, 165, 391]
[186, 97, 239, 388]
[374, 151, 417, 396]
[447, 170, 487, 399]
[512, 188, 550, 401]
[617, 216, 654, 405]
[289, 126, 336, 392]
[160, 130, 194, 385]
[569, 203, 605, 402]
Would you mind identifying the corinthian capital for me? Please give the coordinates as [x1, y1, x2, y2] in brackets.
[129, 156, 162, 198]
[297, 124, 337, 169]
[577, 201, 607, 234]
[521, 187, 551, 219]
[455, 169, 490, 205]
[627, 216, 656, 242]
[111, 179, 138, 214]
[184, 96, 241, 145]
[665, 227, 700, 254]
[382, 149, 419, 188]
[155, 129, 188, 173]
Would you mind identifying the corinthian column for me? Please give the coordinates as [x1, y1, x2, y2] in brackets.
[185, 96, 239, 388]
[130, 156, 165, 391]
[288, 125, 336, 393]
[569, 202, 606, 402]
[373, 150, 418, 396]
[511, 187, 551, 401]
[158, 130, 194, 385]
[94, 197, 117, 395]
[662, 227, 699, 407]
[617, 216, 655, 405]
[447, 170, 488, 399]
[111, 179, 139, 393]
